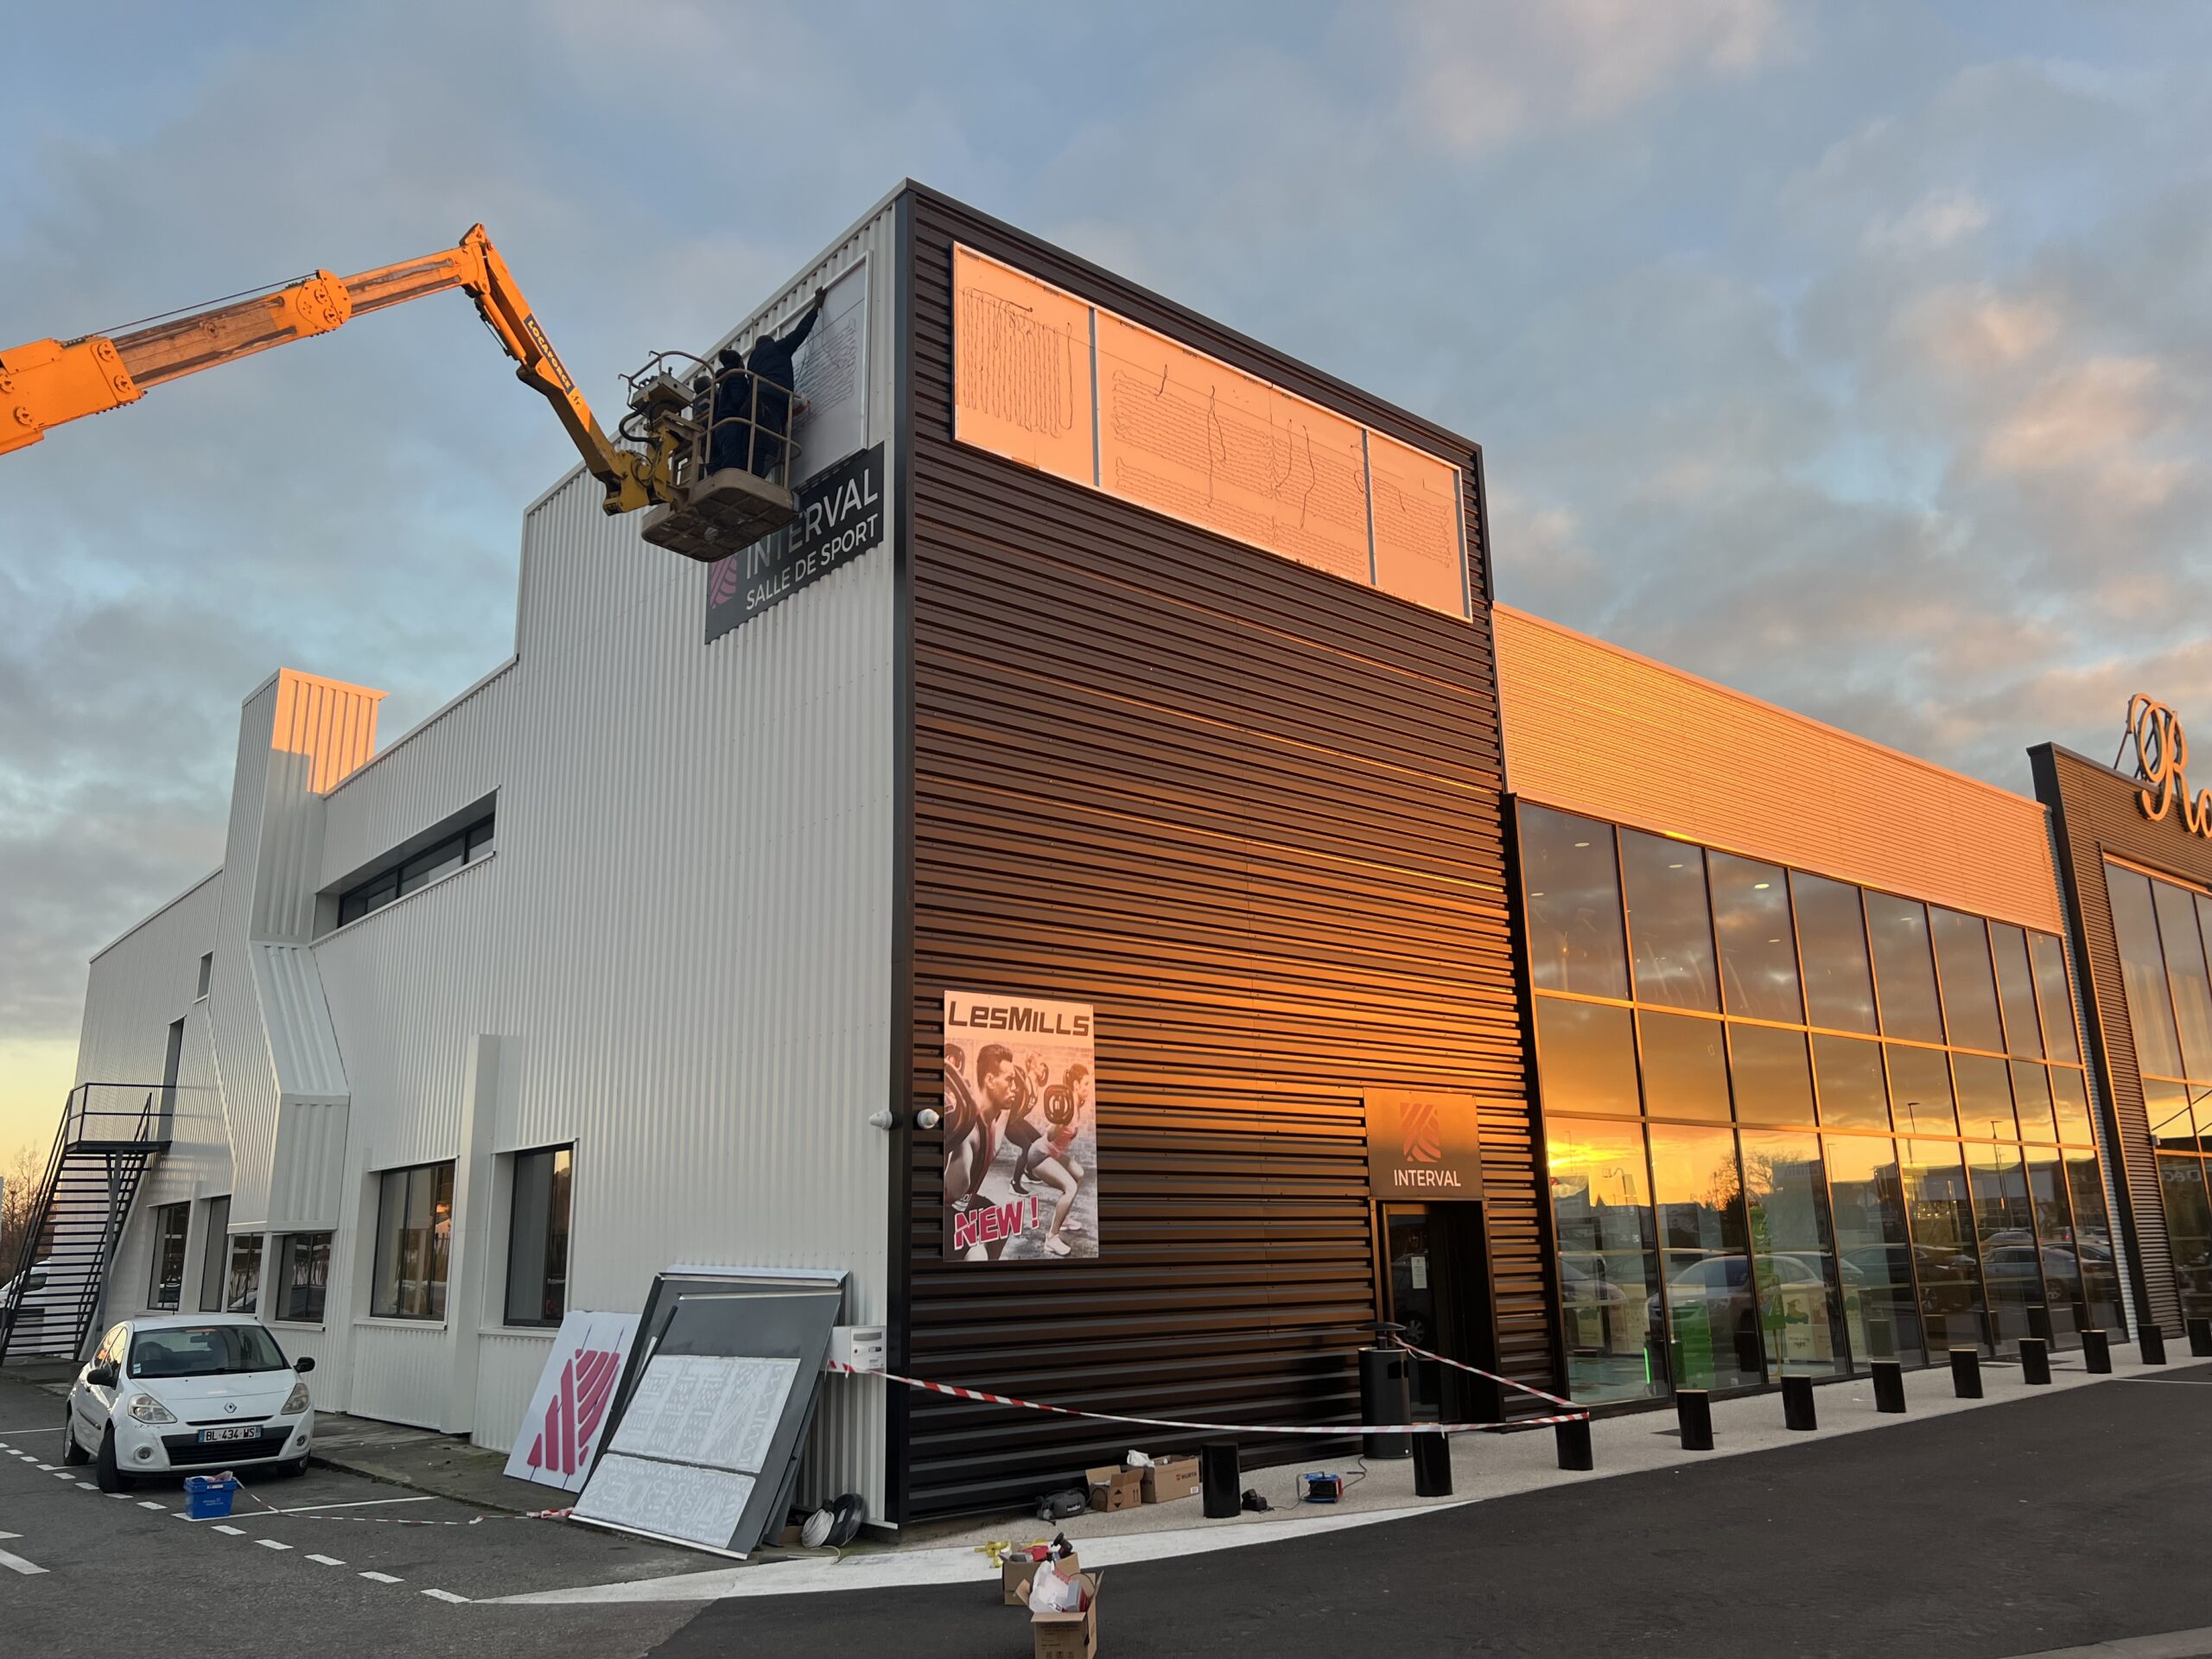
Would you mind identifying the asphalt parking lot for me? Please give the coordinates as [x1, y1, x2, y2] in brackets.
[8, 1360, 2212, 1656]
[0, 1372, 702, 1656]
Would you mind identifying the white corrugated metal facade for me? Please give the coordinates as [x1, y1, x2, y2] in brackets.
[73, 191, 903, 1517]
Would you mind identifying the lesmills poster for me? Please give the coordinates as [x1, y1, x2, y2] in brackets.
[941, 991, 1098, 1262]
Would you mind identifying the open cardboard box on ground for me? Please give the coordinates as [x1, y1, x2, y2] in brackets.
[1002, 1548, 1081, 1606]
[1140, 1455, 1199, 1503]
[1085, 1465, 1142, 1513]
[1031, 1569, 1102, 1659]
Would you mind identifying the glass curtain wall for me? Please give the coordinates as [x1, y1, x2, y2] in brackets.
[2106, 860, 2212, 1319]
[1524, 802, 2120, 1404]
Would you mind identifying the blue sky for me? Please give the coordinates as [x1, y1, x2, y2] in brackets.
[4, 0, 2211, 1153]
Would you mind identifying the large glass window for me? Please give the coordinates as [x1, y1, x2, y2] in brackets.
[2049, 1065, 2094, 1144]
[1931, 909, 2005, 1055]
[1827, 1135, 1923, 1363]
[1648, 1124, 1760, 1391]
[372, 1162, 455, 1320]
[198, 1197, 231, 1313]
[147, 1203, 188, 1311]
[1902, 1140, 1988, 1353]
[1726, 1023, 1815, 1127]
[2064, 1149, 2127, 1333]
[2153, 879, 2212, 1080]
[1951, 1053, 2016, 1144]
[2158, 1155, 2212, 1319]
[1535, 997, 1640, 1117]
[2109, 866, 2184, 1077]
[1547, 1119, 1664, 1403]
[505, 1146, 573, 1327]
[1710, 854, 1802, 1022]
[1738, 1128, 1848, 1377]
[1521, 807, 1628, 999]
[1868, 895, 1945, 1043]
[2030, 931, 2082, 1064]
[1620, 832, 1718, 1010]
[2023, 1144, 2085, 1342]
[1885, 1044, 1957, 1136]
[1792, 873, 1877, 1034]
[1637, 1012, 1731, 1122]
[1523, 802, 2110, 1395]
[1989, 924, 2044, 1058]
[273, 1233, 329, 1323]
[1967, 1141, 2040, 1352]
[1811, 1035, 1890, 1131]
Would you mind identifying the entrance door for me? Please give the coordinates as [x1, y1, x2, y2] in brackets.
[1379, 1203, 1498, 1419]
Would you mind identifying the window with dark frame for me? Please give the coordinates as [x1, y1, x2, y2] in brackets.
[273, 1232, 331, 1323]
[372, 1161, 455, 1320]
[197, 1197, 231, 1312]
[147, 1202, 188, 1310]
[504, 1146, 573, 1326]
[1522, 800, 2125, 1408]
[196, 951, 213, 999]
[226, 1233, 264, 1314]
[336, 811, 495, 926]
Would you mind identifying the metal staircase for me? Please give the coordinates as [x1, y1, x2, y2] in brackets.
[0, 1084, 172, 1365]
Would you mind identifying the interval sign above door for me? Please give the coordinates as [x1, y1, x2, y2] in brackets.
[950, 245, 1471, 621]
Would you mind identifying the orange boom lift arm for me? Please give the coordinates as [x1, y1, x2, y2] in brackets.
[0, 226, 674, 518]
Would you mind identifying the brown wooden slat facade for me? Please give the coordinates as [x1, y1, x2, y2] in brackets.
[2031, 742, 2195, 1335]
[892, 187, 1541, 1521]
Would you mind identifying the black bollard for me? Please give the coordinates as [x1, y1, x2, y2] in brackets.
[1782, 1374, 1817, 1431]
[2082, 1328, 2113, 1374]
[1411, 1429, 1452, 1497]
[1871, 1358, 1907, 1414]
[1358, 1337, 1412, 1461]
[2142, 1325, 2168, 1365]
[1199, 1438, 1240, 1519]
[2028, 1303, 2053, 1343]
[2019, 1336, 2051, 1385]
[1949, 1346, 1983, 1399]
[1555, 1416, 1594, 1471]
[1676, 1388, 1714, 1451]
[2189, 1317, 2212, 1358]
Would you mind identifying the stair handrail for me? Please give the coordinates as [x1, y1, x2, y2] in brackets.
[1, 1081, 175, 1366]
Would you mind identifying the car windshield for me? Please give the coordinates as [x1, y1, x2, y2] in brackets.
[127, 1325, 288, 1379]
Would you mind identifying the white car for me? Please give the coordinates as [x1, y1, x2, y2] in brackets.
[64, 1313, 315, 1492]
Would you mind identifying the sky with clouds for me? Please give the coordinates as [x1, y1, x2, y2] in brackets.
[3, 0, 2210, 1154]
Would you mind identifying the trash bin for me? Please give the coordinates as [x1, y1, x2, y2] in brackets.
[185, 1472, 238, 1521]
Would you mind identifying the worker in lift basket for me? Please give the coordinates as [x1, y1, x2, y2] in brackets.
[707, 288, 824, 481]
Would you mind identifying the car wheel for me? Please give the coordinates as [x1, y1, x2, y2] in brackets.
[93, 1426, 133, 1493]
[274, 1455, 308, 1480]
[61, 1407, 90, 1466]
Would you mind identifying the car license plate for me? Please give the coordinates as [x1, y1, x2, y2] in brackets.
[199, 1426, 259, 1443]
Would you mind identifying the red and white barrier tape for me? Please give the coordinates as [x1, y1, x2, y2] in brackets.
[219, 1479, 571, 1526]
[1395, 1339, 1584, 1416]
[827, 1359, 1587, 1433]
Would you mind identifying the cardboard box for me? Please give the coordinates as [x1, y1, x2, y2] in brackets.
[1031, 1569, 1102, 1659]
[1003, 1548, 1080, 1606]
[1084, 1465, 1141, 1513]
[1140, 1456, 1199, 1503]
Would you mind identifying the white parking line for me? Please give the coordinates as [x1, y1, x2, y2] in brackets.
[255, 1538, 291, 1551]
[0, 1532, 47, 1578]
[307, 1553, 346, 1567]
[35, 1464, 54, 1471]
[359, 1570, 403, 1584]
[422, 1588, 469, 1604]
[74, 1482, 94, 1491]
[52, 1471, 73, 1480]
[136, 1500, 164, 1510]
[213, 1525, 245, 1536]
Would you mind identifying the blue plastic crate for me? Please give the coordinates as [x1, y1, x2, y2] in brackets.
[184, 1472, 238, 1520]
